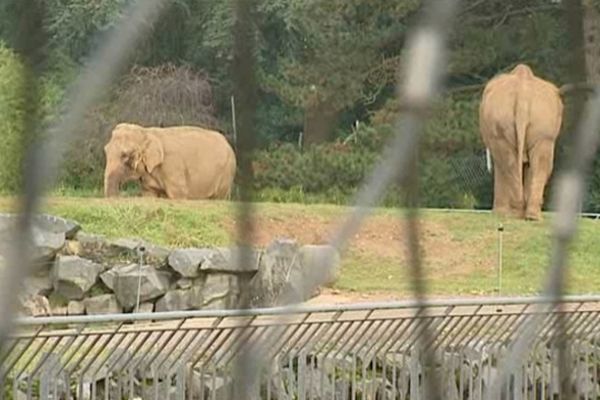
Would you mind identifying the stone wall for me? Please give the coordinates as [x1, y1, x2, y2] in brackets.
[0, 214, 339, 317]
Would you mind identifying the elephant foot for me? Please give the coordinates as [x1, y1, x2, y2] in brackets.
[525, 209, 542, 221]
[492, 207, 511, 218]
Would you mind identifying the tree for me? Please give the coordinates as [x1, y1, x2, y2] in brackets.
[258, 0, 421, 145]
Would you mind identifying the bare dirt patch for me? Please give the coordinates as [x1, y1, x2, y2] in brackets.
[222, 213, 494, 280]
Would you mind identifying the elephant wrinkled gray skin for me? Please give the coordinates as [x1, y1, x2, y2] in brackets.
[103, 123, 237, 200]
[479, 64, 564, 221]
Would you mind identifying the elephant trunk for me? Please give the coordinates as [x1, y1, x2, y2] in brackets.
[104, 171, 122, 197]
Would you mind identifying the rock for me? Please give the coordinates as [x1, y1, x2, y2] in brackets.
[190, 274, 237, 310]
[62, 240, 83, 256]
[155, 289, 193, 312]
[68, 301, 85, 315]
[19, 294, 51, 317]
[0, 214, 65, 261]
[75, 232, 107, 248]
[113, 265, 171, 310]
[249, 240, 340, 307]
[32, 214, 81, 240]
[249, 239, 302, 307]
[51, 306, 68, 316]
[201, 247, 261, 273]
[23, 271, 53, 296]
[99, 263, 139, 291]
[109, 238, 170, 264]
[84, 294, 122, 315]
[167, 248, 212, 278]
[52, 256, 103, 300]
[32, 226, 65, 262]
[299, 244, 340, 286]
[175, 278, 192, 289]
[132, 302, 154, 314]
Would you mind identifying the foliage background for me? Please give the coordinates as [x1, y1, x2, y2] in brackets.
[0, 0, 596, 210]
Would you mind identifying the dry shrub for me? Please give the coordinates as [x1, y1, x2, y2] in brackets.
[61, 63, 221, 189]
[114, 63, 219, 129]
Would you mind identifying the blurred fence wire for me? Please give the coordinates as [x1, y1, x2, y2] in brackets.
[2, 0, 600, 399]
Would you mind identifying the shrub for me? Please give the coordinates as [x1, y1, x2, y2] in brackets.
[0, 43, 25, 193]
[252, 136, 492, 209]
[59, 63, 221, 190]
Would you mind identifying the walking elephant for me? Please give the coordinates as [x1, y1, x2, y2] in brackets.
[479, 64, 564, 221]
[103, 123, 236, 200]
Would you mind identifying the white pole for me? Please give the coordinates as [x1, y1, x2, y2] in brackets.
[135, 245, 146, 313]
[298, 131, 303, 149]
[486, 148, 492, 173]
[231, 95, 237, 149]
[497, 223, 504, 296]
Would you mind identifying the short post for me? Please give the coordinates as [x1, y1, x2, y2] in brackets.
[231, 95, 237, 149]
[135, 245, 146, 313]
[497, 223, 504, 296]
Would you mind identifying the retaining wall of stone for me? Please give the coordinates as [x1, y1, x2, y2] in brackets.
[0, 214, 339, 317]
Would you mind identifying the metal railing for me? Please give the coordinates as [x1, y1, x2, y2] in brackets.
[2, 296, 600, 399]
[2, 0, 600, 399]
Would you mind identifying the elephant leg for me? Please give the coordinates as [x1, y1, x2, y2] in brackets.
[141, 188, 159, 198]
[524, 140, 554, 221]
[490, 142, 524, 218]
[165, 185, 189, 199]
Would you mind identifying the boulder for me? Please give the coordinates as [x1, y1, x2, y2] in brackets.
[52, 256, 104, 300]
[250, 240, 340, 307]
[155, 289, 193, 312]
[51, 305, 68, 316]
[99, 264, 139, 291]
[109, 238, 170, 265]
[175, 278, 193, 289]
[67, 301, 85, 315]
[0, 214, 69, 260]
[299, 244, 340, 286]
[113, 265, 170, 310]
[62, 240, 83, 256]
[249, 239, 301, 307]
[32, 214, 81, 240]
[84, 294, 122, 315]
[132, 302, 154, 314]
[32, 227, 65, 262]
[19, 294, 51, 317]
[167, 248, 212, 278]
[200, 247, 261, 273]
[23, 271, 53, 296]
[190, 274, 237, 310]
[75, 232, 108, 250]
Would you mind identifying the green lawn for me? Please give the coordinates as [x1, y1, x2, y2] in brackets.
[1, 197, 599, 298]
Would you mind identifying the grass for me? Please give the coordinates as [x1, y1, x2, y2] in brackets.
[1, 196, 599, 298]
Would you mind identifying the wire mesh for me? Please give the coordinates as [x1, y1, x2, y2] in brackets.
[2, 0, 600, 400]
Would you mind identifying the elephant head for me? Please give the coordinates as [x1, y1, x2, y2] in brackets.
[103, 123, 164, 197]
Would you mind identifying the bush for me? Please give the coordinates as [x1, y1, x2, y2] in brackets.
[0, 43, 25, 193]
[58, 63, 221, 190]
[252, 134, 493, 209]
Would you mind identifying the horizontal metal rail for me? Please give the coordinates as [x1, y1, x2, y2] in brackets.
[2, 296, 600, 400]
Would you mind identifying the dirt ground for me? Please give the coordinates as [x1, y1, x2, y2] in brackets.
[222, 212, 494, 303]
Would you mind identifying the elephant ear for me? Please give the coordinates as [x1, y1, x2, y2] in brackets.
[141, 133, 164, 173]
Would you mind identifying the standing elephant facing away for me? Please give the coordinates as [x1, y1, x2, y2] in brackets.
[479, 64, 564, 221]
[103, 123, 237, 200]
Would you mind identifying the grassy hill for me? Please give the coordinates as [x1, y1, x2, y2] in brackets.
[1, 197, 599, 299]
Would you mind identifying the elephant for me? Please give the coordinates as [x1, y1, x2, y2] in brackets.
[479, 64, 564, 221]
[103, 123, 236, 200]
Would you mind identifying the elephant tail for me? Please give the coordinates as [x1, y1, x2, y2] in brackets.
[515, 87, 529, 206]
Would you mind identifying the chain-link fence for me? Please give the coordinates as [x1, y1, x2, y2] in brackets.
[2, 0, 600, 399]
